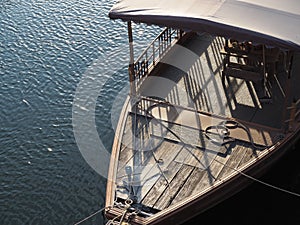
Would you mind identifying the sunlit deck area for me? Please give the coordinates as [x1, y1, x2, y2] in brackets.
[112, 33, 297, 214]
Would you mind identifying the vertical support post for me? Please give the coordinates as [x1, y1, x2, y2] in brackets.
[128, 21, 136, 96]
[262, 45, 267, 97]
[128, 22, 138, 191]
[180, 29, 183, 39]
[282, 52, 294, 132]
[152, 43, 155, 66]
[288, 100, 297, 132]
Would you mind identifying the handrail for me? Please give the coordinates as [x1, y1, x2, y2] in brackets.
[133, 28, 183, 91]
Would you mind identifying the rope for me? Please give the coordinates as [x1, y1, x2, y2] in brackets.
[105, 214, 122, 225]
[213, 157, 300, 198]
[74, 199, 135, 225]
[119, 199, 132, 223]
[106, 199, 133, 225]
[74, 205, 108, 225]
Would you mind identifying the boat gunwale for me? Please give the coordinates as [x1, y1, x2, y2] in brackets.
[106, 95, 132, 208]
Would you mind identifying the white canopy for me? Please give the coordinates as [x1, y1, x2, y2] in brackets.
[109, 0, 300, 50]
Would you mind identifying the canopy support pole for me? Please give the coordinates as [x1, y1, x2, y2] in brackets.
[127, 21, 136, 96]
[262, 45, 267, 97]
[283, 52, 294, 132]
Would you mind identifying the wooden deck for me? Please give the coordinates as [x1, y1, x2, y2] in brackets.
[111, 33, 298, 215]
[115, 111, 280, 211]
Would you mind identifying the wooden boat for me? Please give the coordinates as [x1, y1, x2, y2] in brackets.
[105, 1, 300, 224]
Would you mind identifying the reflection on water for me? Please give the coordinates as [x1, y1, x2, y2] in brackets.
[1, 0, 300, 225]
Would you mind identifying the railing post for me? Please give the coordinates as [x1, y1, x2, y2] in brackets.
[152, 43, 155, 66]
[127, 21, 136, 96]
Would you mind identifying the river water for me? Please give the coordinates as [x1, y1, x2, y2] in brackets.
[0, 1, 300, 225]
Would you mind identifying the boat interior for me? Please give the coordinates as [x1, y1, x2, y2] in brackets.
[108, 31, 300, 219]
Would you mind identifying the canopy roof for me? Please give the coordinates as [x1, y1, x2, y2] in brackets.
[109, 0, 300, 50]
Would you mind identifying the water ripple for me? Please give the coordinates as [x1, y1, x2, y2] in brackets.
[0, 0, 162, 224]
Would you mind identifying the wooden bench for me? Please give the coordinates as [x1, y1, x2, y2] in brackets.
[222, 62, 263, 83]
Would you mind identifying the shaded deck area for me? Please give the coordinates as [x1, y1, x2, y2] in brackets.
[113, 33, 298, 213]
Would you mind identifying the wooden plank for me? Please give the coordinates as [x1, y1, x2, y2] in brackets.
[237, 144, 256, 168]
[116, 130, 152, 179]
[117, 113, 150, 172]
[141, 141, 206, 208]
[191, 151, 230, 195]
[177, 146, 205, 168]
[121, 113, 150, 149]
[116, 148, 153, 200]
[117, 112, 166, 178]
[141, 160, 184, 207]
[134, 140, 183, 202]
[116, 113, 164, 200]
[153, 164, 194, 210]
[116, 135, 166, 200]
[170, 167, 206, 206]
[216, 142, 247, 180]
[153, 121, 228, 162]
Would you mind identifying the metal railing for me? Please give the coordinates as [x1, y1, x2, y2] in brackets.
[133, 28, 183, 90]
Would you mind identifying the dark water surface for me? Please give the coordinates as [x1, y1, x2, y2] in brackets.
[1, 1, 300, 225]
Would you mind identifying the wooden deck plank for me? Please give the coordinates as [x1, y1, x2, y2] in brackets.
[152, 121, 229, 165]
[216, 142, 248, 180]
[116, 131, 152, 179]
[117, 113, 150, 172]
[237, 144, 256, 168]
[141, 141, 211, 208]
[179, 146, 205, 168]
[116, 135, 169, 200]
[116, 113, 165, 200]
[134, 139, 183, 202]
[169, 167, 206, 206]
[153, 164, 194, 210]
[116, 149, 153, 200]
[141, 138, 209, 208]
[141, 160, 185, 207]
[117, 112, 169, 177]
[191, 151, 231, 195]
